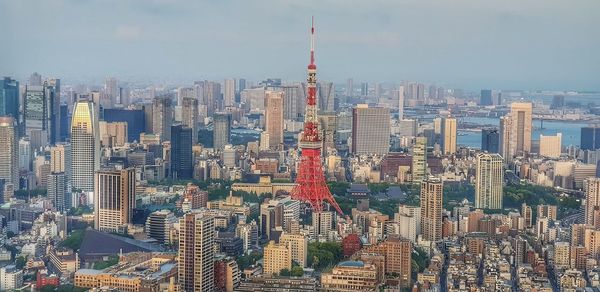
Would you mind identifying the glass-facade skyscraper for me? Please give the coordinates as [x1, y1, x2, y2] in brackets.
[71, 100, 100, 193]
[0, 77, 19, 119]
[171, 124, 193, 180]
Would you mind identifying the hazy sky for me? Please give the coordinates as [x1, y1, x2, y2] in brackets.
[1, 0, 599, 90]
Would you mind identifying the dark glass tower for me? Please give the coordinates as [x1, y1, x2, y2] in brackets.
[0, 77, 19, 119]
[171, 124, 193, 179]
[481, 128, 500, 153]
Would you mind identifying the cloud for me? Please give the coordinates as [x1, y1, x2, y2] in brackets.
[115, 25, 142, 40]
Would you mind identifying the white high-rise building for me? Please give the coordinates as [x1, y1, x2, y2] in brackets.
[475, 153, 504, 210]
[0, 117, 18, 188]
[18, 137, 31, 172]
[397, 86, 405, 120]
[71, 101, 100, 193]
[585, 178, 600, 228]
[223, 79, 236, 107]
[539, 133, 562, 158]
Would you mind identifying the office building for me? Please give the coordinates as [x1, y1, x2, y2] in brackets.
[279, 233, 308, 267]
[321, 261, 378, 291]
[539, 133, 562, 158]
[359, 235, 412, 287]
[19, 137, 31, 172]
[24, 79, 61, 144]
[351, 104, 390, 155]
[0, 77, 19, 119]
[103, 108, 146, 142]
[581, 127, 600, 151]
[317, 82, 335, 112]
[99, 121, 128, 148]
[0, 117, 18, 188]
[203, 81, 221, 115]
[50, 143, 71, 184]
[313, 211, 333, 237]
[152, 96, 173, 142]
[585, 178, 600, 228]
[551, 95, 565, 110]
[412, 136, 427, 183]
[505, 102, 532, 158]
[360, 82, 368, 96]
[282, 85, 302, 120]
[71, 101, 100, 193]
[145, 210, 177, 244]
[213, 112, 231, 149]
[263, 240, 292, 275]
[481, 128, 500, 153]
[260, 200, 284, 240]
[397, 86, 405, 120]
[521, 203, 533, 228]
[181, 97, 198, 144]
[94, 168, 136, 233]
[480, 89, 493, 106]
[47, 172, 67, 212]
[475, 153, 504, 210]
[265, 91, 284, 149]
[178, 213, 215, 292]
[346, 78, 353, 97]
[223, 79, 236, 107]
[420, 177, 443, 242]
[396, 205, 421, 243]
[441, 117, 457, 155]
[171, 125, 193, 179]
[0, 265, 23, 291]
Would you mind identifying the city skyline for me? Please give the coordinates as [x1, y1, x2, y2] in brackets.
[1, 0, 599, 91]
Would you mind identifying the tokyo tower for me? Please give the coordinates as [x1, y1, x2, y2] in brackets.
[290, 18, 343, 215]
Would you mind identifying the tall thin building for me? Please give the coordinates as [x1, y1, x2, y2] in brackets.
[47, 172, 67, 212]
[282, 85, 302, 120]
[585, 178, 600, 228]
[0, 77, 19, 119]
[179, 213, 215, 292]
[346, 78, 353, 97]
[71, 101, 100, 193]
[351, 104, 390, 155]
[475, 153, 504, 209]
[411, 136, 427, 183]
[360, 82, 368, 96]
[397, 86, 405, 120]
[152, 96, 173, 142]
[264, 91, 284, 149]
[50, 143, 72, 207]
[441, 117, 457, 155]
[509, 102, 532, 158]
[171, 125, 193, 179]
[420, 176, 443, 242]
[480, 89, 493, 106]
[0, 117, 18, 188]
[581, 127, 600, 151]
[181, 97, 199, 144]
[104, 77, 118, 108]
[317, 82, 335, 112]
[213, 112, 231, 149]
[203, 81, 221, 115]
[223, 79, 236, 107]
[499, 116, 512, 162]
[94, 168, 136, 233]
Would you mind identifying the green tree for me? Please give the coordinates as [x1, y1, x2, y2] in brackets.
[291, 265, 304, 277]
[307, 241, 343, 271]
[60, 229, 85, 251]
[279, 268, 291, 276]
[15, 255, 27, 269]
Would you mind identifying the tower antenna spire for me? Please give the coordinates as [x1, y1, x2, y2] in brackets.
[310, 16, 315, 65]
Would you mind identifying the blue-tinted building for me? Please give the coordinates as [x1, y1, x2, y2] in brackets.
[480, 89, 493, 106]
[481, 128, 499, 153]
[170, 125, 192, 179]
[581, 127, 600, 151]
[0, 77, 19, 119]
[60, 103, 70, 141]
[103, 109, 145, 142]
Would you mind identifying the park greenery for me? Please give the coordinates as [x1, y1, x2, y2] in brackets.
[93, 255, 119, 270]
[60, 229, 85, 251]
[411, 247, 430, 280]
[237, 251, 263, 271]
[307, 241, 343, 271]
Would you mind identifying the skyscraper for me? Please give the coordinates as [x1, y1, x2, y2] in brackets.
[0, 77, 19, 119]
[282, 85, 302, 120]
[346, 78, 353, 97]
[475, 153, 504, 210]
[585, 178, 600, 228]
[50, 143, 72, 206]
[411, 136, 427, 183]
[317, 82, 335, 112]
[397, 86, 405, 120]
[152, 96, 173, 142]
[0, 117, 18, 188]
[441, 117, 457, 155]
[47, 172, 67, 212]
[351, 104, 390, 155]
[480, 89, 493, 106]
[94, 168, 136, 233]
[581, 127, 600, 151]
[29, 72, 42, 86]
[213, 112, 231, 149]
[71, 101, 100, 193]
[104, 77, 118, 108]
[264, 91, 284, 149]
[499, 116, 512, 162]
[506, 102, 532, 158]
[420, 176, 443, 242]
[179, 213, 215, 292]
[360, 82, 368, 96]
[171, 125, 193, 180]
[203, 81, 221, 115]
[481, 128, 499, 153]
[28, 79, 56, 144]
[181, 97, 198, 144]
[223, 79, 236, 107]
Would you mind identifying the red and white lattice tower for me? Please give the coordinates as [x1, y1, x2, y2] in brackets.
[290, 17, 343, 214]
